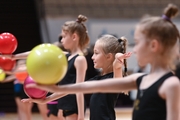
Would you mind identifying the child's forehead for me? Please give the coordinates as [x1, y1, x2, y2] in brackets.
[134, 28, 146, 40]
[95, 40, 103, 47]
[94, 41, 103, 48]
[94, 41, 101, 47]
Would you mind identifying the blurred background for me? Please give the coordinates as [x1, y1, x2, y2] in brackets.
[0, 0, 179, 114]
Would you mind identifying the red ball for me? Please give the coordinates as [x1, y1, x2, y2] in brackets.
[0, 32, 18, 54]
[0, 57, 16, 71]
[24, 76, 48, 99]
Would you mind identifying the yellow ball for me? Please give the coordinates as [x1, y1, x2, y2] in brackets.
[26, 43, 68, 85]
[0, 69, 5, 81]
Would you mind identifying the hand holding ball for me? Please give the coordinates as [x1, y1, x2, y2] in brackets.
[24, 76, 48, 99]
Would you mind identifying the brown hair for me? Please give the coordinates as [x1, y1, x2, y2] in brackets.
[62, 15, 89, 51]
[97, 34, 128, 76]
[137, 3, 179, 69]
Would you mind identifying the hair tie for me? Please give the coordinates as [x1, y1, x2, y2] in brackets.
[162, 14, 171, 22]
[118, 39, 123, 43]
[76, 19, 81, 23]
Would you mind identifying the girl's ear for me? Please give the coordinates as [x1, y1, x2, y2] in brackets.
[150, 39, 161, 52]
[72, 33, 79, 41]
[106, 53, 114, 61]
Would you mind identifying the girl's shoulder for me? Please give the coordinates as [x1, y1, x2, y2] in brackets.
[74, 54, 87, 68]
[162, 75, 180, 90]
[75, 55, 86, 63]
[160, 75, 180, 101]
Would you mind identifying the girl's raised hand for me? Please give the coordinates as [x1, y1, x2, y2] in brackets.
[113, 52, 132, 69]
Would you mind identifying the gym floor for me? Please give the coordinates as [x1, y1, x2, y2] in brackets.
[0, 108, 132, 120]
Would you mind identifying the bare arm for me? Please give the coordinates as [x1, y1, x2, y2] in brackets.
[60, 73, 140, 93]
[12, 64, 27, 74]
[160, 77, 180, 120]
[74, 55, 87, 120]
[13, 51, 30, 60]
[21, 92, 67, 104]
[0, 75, 16, 83]
[113, 52, 132, 95]
[0, 51, 30, 60]
[26, 73, 143, 94]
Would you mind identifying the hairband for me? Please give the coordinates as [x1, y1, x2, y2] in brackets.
[118, 39, 123, 43]
[76, 19, 81, 23]
[162, 14, 171, 22]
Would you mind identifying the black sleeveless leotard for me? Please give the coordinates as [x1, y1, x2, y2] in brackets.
[132, 72, 174, 120]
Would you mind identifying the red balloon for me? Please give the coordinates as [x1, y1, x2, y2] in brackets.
[0, 32, 18, 54]
[24, 76, 48, 99]
[0, 57, 16, 71]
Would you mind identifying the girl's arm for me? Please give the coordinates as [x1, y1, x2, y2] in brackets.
[160, 77, 180, 120]
[13, 51, 30, 60]
[0, 51, 31, 60]
[21, 92, 67, 104]
[12, 48, 68, 59]
[74, 55, 87, 120]
[0, 75, 16, 83]
[113, 52, 132, 95]
[26, 73, 143, 95]
[4, 71, 14, 75]
[12, 64, 27, 74]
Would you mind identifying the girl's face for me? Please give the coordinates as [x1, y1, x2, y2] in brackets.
[133, 26, 152, 66]
[60, 30, 73, 49]
[92, 41, 107, 69]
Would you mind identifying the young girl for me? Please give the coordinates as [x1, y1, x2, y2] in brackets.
[3, 15, 89, 120]
[24, 3, 180, 120]
[55, 14, 89, 120]
[84, 34, 130, 120]
[22, 34, 131, 120]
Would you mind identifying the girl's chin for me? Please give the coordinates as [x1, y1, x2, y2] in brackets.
[94, 66, 100, 69]
[94, 65, 98, 69]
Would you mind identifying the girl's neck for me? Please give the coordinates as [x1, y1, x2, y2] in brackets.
[150, 56, 171, 73]
[101, 65, 113, 76]
[70, 47, 82, 55]
[150, 64, 170, 74]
